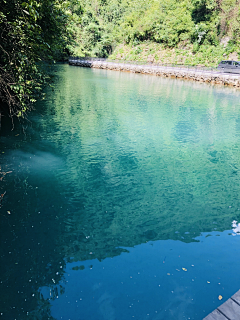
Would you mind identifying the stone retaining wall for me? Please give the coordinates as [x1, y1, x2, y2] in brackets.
[69, 59, 240, 88]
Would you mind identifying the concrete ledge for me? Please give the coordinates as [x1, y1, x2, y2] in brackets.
[69, 59, 240, 88]
[203, 290, 240, 320]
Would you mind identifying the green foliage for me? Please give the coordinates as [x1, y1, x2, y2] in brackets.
[68, 0, 128, 57]
[1, 0, 240, 120]
[70, 0, 240, 64]
[0, 0, 69, 119]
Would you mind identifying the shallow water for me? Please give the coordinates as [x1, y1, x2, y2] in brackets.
[1, 64, 240, 320]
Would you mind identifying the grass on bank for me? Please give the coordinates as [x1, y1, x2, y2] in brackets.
[108, 42, 239, 67]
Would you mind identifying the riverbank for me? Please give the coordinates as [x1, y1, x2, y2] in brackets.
[109, 43, 236, 67]
[69, 58, 240, 88]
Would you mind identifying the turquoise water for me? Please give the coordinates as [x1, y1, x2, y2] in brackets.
[1, 64, 240, 320]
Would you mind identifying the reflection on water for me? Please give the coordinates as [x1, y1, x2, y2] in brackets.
[39, 231, 240, 320]
[232, 220, 240, 235]
[1, 65, 240, 319]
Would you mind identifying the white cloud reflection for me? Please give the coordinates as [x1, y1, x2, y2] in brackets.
[232, 220, 240, 236]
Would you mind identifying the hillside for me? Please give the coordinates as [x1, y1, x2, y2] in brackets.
[69, 0, 240, 66]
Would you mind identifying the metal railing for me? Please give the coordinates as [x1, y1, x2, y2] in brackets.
[68, 57, 240, 75]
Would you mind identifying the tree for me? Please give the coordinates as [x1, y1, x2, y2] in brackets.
[0, 0, 69, 122]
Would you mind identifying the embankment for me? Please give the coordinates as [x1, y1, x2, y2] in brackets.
[69, 59, 240, 88]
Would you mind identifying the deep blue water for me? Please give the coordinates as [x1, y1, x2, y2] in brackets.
[1, 64, 240, 320]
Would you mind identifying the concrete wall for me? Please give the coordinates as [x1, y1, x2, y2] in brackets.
[69, 59, 240, 88]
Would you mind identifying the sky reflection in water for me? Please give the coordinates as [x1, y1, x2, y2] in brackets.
[1, 65, 240, 319]
[40, 231, 240, 320]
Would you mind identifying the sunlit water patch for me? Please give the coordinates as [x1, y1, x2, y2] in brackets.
[1, 65, 240, 320]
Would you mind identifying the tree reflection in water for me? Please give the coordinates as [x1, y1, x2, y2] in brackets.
[1, 65, 240, 319]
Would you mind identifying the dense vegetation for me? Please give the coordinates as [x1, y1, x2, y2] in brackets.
[1, 0, 240, 120]
[72, 0, 240, 65]
[0, 0, 70, 121]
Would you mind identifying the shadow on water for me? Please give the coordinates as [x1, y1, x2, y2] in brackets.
[1, 64, 240, 319]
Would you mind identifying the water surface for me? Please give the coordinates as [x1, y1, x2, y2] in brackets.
[1, 65, 240, 320]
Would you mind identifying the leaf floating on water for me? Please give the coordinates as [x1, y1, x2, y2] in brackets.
[1, 192, 6, 199]
[218, 295, 223, 300]
[182, 268, 187, 271]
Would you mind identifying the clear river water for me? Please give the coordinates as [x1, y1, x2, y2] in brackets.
[1, 64, 240, 320]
